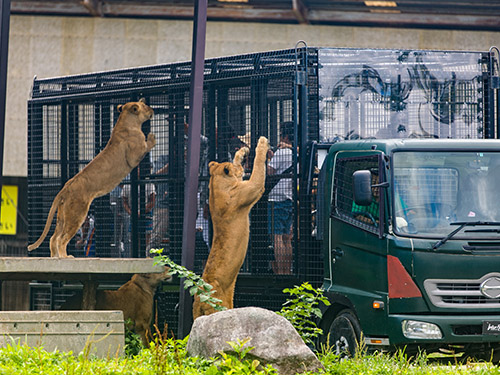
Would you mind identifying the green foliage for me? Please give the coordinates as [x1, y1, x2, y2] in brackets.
[317, 348, 500, 375]
[123, 319, 144, 357]
[210, 338, 278, 375]
[277, 282, 331, 346]
[150, 248, 226, 312]
[0, 336, 499, 374]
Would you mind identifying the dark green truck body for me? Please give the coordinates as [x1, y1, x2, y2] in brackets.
[320, 139, 500, 357]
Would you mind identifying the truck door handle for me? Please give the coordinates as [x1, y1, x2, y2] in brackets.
[332, 248, 344, 257]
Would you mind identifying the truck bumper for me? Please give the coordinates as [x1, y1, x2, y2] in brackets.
[387, 314, 500, 346]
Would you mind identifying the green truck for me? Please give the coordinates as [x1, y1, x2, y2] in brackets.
[318, 138, 500, 360]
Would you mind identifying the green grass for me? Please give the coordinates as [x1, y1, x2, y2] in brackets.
[0, 335, 498, 375]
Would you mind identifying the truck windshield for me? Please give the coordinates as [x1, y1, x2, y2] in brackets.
[393, 151, 500, 238]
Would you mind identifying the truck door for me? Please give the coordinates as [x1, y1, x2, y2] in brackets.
[327, 152, 388, 320]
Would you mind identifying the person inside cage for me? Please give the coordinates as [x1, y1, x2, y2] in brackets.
[351, 168, 380, 226]
[151, 122, 211, 260]
[121, 165, 156, 257]
[151, 154, 170, 252]
[267, 121, 295, 275]
[75, 213, 96, 257]
[110, 183, 126, 255]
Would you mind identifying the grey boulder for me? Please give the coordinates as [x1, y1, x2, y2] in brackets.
[187, 306, 323, 374]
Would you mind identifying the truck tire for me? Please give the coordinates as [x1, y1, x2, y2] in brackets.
[327, 309, 362, 358]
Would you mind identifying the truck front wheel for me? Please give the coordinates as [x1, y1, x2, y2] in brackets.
[327, 309, 362, 358]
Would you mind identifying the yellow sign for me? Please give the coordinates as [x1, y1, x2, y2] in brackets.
[0, 185, 18, 235]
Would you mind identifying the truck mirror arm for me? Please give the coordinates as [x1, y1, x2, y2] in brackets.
[372, 182, 389, 188]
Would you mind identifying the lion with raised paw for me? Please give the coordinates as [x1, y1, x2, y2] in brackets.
[28, 98, 155, 258]
[193, 136, 269, 319]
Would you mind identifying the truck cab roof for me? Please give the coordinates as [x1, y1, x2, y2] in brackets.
[328, 138, 500, 156]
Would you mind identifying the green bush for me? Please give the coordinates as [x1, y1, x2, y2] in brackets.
[277, 282, 330, 346]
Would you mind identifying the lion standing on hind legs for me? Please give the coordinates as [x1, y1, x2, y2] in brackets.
[28, 98, 155, 258]
[192, 136, 269, 320]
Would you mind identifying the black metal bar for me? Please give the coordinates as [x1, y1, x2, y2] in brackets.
[138, 98, 152, 258]
[29, 49, 299, 101]
[216, 87, 228, 162]
[130, 166, 139, 258]
[130, 93, 140, 259]
[485, 52, 496, 140]
[178, 0, 207, 339]
[96, 101, 114, 256]
[60, 102, 68, 186]
[0, 0, 10, 219]
[67, 104, 79, 178]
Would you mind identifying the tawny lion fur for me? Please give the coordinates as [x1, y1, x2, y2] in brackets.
[61, 266, 171, 344]
[192, 136, 269, 320]
[28, 98, 155, 258]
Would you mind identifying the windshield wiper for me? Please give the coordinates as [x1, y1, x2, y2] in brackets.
[464, 229, 500, 233]
[432, 221, 500, 250]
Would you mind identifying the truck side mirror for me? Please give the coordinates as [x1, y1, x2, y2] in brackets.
[353, 170, 372, 206]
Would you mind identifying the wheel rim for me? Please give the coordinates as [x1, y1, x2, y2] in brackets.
[330, 312, 360, 358]
[335, 335, 350, 356]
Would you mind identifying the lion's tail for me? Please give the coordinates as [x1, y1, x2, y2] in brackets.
[27, 193, 61, 251]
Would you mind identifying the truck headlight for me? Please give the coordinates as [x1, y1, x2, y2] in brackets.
[402, 320, 442, 339]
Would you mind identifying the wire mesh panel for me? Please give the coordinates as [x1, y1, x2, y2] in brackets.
[318, 48, 490, 141]
[332, 155, 381, 234]
[28, 48, 319, 329]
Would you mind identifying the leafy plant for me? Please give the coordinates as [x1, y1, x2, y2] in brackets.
[150, 248, 225, 312]
[123, 319, 144, 357]
[210, 338, 278, 375]
[277, 282, 331, 346]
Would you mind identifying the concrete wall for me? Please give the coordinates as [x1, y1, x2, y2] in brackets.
[6, 15, 500, 176]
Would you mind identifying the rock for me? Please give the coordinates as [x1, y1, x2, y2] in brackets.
[187, 306, 323, 374]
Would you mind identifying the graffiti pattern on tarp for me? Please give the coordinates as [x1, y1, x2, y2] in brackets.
[318, 49, 484, 141]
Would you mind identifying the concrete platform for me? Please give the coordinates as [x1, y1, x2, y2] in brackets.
[0, 257, 165, 282]
[0, 257, 168, 309]
[0, 310, 124, 356]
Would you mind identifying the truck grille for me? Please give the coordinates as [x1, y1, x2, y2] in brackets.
[424, 273, 500, 309]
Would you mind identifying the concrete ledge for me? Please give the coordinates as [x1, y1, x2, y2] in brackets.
[0, 310, 125, 356]
[0, 257, 165, 281]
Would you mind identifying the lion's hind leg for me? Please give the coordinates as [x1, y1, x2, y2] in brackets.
[51, 198, 90, 258]
[50, 207, 67, 257]
[192, 278, 228, 319]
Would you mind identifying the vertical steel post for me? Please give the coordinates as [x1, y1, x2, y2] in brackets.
[178, 0, 207, 339]
[0, 0, 10, 217]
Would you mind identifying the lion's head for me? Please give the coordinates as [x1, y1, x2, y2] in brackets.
[117, 98, 154, 123]
[133, 266, 172, 289]
[209, 160, 245, 183]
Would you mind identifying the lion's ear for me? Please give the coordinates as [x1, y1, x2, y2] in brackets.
[209, 161, 218, 175]
[117, 104, 123, 113]
[139, 98, 146, 103]
[224, 166, 230, 175]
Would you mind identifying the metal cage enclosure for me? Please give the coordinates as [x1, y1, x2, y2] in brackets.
[28, 46, 497, 330]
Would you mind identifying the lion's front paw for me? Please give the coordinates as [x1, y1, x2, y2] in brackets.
[257, 136, 270, 151]
[235, 146, 249, 158]
[233, 146, 249, 166]
[147, 133, 156, 147]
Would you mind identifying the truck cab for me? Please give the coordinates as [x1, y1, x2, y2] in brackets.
[320, 138, 500, 360]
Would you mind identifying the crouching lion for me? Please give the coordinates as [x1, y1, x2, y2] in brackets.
[192, 136, 269, 320]
[61, 266, 171, 345]
[28, 98, 155, 258]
